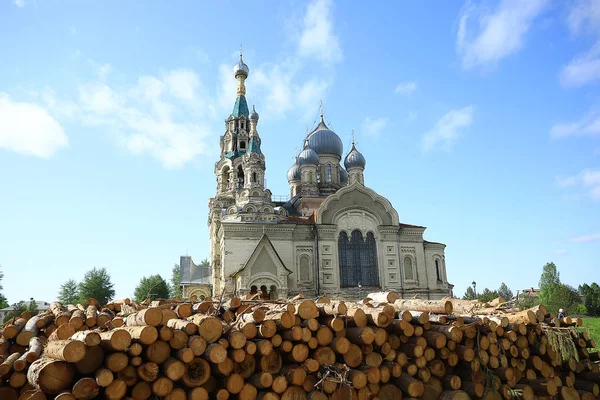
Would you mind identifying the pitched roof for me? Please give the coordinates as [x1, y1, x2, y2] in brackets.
[180, 256, 212, 285]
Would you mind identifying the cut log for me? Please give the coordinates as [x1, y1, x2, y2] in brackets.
[27, 357, 75, 395]
[70, 330, 101, 347]
[393, 299, 453, 314]
[188, 315, 223, 343]
[95, 368, 113, 387]
[366, 291, 400, 304]
[125, 308, 162, 327]
[99, 329, 131, 351]
[71, 377, 99, 400]
[44, 339, 86, 363]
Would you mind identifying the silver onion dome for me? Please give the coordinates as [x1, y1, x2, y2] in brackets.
[344, 143, 366, 170]
[306, 118, 343, 157]
[287, 162, 301, 181]
[340, 168, 349, 183]
[250, 105, 259, 120]
[298, 147, 319, 166]
[233, 55, 249, 78]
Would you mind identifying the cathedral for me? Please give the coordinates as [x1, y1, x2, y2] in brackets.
[180, 54, 453, 300]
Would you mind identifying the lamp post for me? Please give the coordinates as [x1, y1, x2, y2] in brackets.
[472, 281, 477, 296]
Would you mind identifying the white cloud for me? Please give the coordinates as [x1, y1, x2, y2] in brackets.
[567, 0, 600, 37]
[13, 0, 25, 7]
[0, 93, 68, 158]
[297, 0, 342, 63]
[164, 69, 200, 101]
[569, 233, 600, 243]
[550, 108, 600, 138]
[456, 0, 548, 70]
[395, 82, 417, 95]
[560, 41, 600, 87]
[556, 168, 600, 200]
[361, 117, 388, 137]
[98, 63, 112, 81]
[422, 106, 475, 151]
[72, 71, 211, 169]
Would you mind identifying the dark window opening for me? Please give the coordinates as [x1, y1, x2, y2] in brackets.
[252, 172, 257, 183]
[240, 141, 246, 149]
[338, 230, 379, 287]
[237, 166, 244, 188]
[435, 259, 441, 281]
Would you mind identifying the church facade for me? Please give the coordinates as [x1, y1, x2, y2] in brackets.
[189, 54, 453, 300]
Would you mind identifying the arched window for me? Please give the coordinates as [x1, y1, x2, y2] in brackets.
[403, 256, 414, 281]
[299, 256, 310, 282]
[435, 259, 441, 282]
[240, 140, 246, 150]
[237, 166, 244, 188]
[252, 172, 257, 183]
[326, 165, 332, 183]
[309, 171, 313, 183]
[221, 166, 230, 192]
[338, 230, 379, 287]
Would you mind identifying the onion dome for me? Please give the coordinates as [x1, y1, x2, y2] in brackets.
[340, 168, 349, 183]
[298, 147, 319, 166]
[306, 115, 343, 157]
[250, 105, 259, 121]
[233, 54, 249, 78]
[287, 162, 301, 181]
[344, 143, 366, 170]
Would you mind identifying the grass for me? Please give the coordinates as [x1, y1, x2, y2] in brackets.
[581, 317, 600, 352]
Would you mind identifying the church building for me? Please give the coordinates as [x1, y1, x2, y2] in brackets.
[182, 54, 453, 300]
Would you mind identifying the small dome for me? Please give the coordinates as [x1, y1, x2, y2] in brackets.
[233, 55, 249, 78]
[340, 168, 349, 183]
[298, 147, 319, 166]
[250, 105, 259, 121]
[344, 143, 366, 170]
[307, 119, 343, 157]
[287, 163, 300, 181]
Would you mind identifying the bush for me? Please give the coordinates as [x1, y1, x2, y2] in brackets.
[571, 303, 588, 316]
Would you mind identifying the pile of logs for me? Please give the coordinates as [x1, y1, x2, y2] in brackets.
[0, 292, 598, 400]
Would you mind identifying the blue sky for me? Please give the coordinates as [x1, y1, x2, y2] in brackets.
[1, 0, 599, 304]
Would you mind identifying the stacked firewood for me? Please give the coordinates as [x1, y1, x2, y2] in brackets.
[0, 292, 598, 400]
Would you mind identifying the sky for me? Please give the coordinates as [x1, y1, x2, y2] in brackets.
[1, 0, 599, 304]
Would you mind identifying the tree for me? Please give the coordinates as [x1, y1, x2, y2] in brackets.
[134, 275, 170, 303]
[27, 298, 38, 315]
[462, 286, 477, 300]
[542, 284, 582, 315]
[477, 288, 500, 303]
[539, 262, 560, 306]
[78, 267, 115, 305]
[58, 279, 79, 305]
[0, 266, 7, 309]
[171, 264, 182, 299]
[579, 283, 600, 316]
[2, 301, 27, 323]
[497, 282, 513, 300]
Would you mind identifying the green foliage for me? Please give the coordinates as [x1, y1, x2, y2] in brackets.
[462, 286, 476, 300]
[572, 303, 588, 315]
[134, 275, 170, 303]
[78, 267, 115, 306]
[171, 264, 182, 298]
[579, 283, 600, 316]
[2, 301, 27, 323]
[539, 262, 561, 306]
[516, 294, 540, 310]
[199, 258, 209, 267]
[27, 298, 38, 315]
[477, 288, 500, 303]
[0, 265, 8, 309]
[497, 282, 513, 300]
[58, 279, 79, 305]
[542, 284, 582, 315]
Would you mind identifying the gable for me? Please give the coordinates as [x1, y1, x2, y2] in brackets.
[316, 182, 400, 226]
[231, 234, 292, 278]
[252, 247, 277, 275]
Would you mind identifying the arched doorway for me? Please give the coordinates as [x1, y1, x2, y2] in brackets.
[338, 230, 379, 287]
